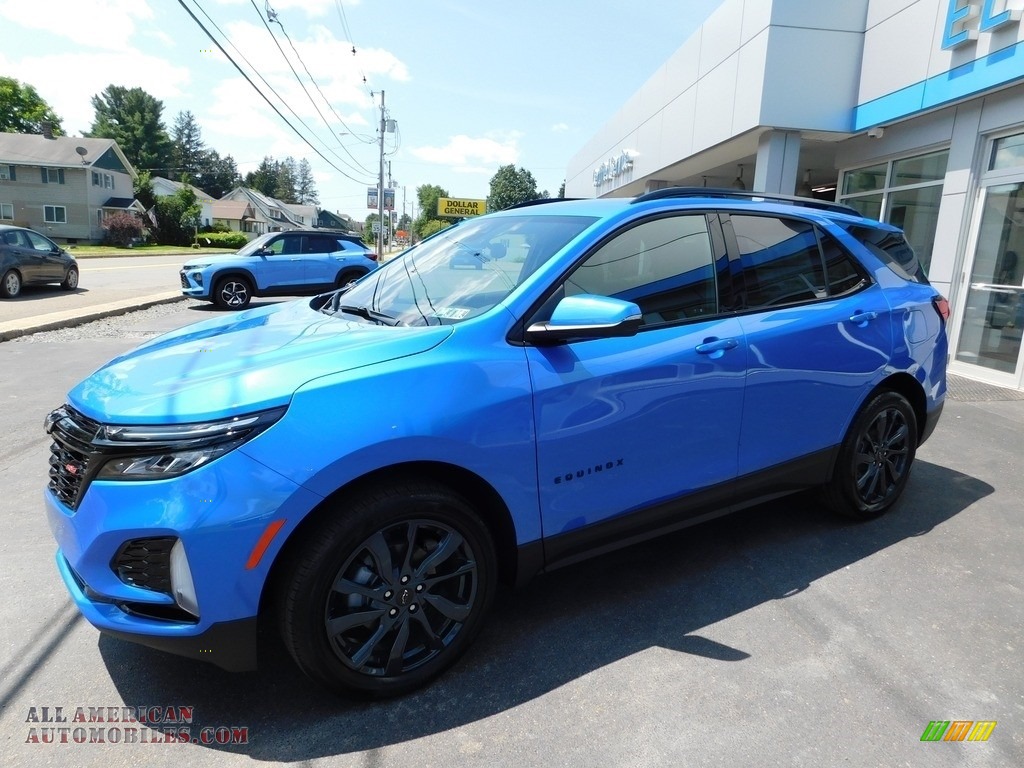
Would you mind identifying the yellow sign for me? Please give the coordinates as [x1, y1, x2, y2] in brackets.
[438, 198, 486, 217]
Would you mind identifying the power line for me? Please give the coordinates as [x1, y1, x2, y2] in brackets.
[177, 0, 375, 186]
[254, 0, 376, 177]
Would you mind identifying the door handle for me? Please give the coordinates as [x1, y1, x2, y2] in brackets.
[848, 311, 878, 325]
[695, 338, 738, 355]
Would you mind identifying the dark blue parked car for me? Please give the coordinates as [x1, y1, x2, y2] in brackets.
[45, 190, 947, 697]
[180, 229, 378, 309]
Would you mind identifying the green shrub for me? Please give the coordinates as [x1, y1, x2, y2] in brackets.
[195, 231, 248, 249]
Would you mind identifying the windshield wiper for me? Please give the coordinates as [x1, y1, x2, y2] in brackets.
[337, 304, 403, 326]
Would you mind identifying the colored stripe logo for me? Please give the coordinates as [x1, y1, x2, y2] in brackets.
[921, 721, 996, 742]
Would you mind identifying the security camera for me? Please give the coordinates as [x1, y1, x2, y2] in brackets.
[867, 126, 885, 139]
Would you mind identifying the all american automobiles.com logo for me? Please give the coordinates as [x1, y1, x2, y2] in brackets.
[24, 705, 248, 746]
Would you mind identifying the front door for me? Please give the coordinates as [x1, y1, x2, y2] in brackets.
[954, 179, 1024, 386]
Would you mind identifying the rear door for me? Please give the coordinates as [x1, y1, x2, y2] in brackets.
[525, 212, 746, 553]
[300, 234, 345, 287]
[725, 213, 892, 477]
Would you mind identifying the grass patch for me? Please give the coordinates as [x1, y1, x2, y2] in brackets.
[66, 244, 236, 258]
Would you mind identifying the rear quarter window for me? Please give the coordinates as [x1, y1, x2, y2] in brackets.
[842, 225, 928, 283]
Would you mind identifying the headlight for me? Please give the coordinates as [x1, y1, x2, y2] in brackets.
[94, 407, 285, 480]
[184, 263, 212, 270]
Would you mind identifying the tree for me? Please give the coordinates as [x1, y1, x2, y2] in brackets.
[88, 85, 173, 175]
[363, 213, 387, 246]
[557, 180, 566, 199]
[296, 158, 319, 205]
[274, 157, 298, 203]
[414, 183, 450, 239]
[0, 77, 64, 135]
[198, 150, 240, 199]
[245, 156, 278, 197]
[133, 171, 157, 211]
[152, 183, 201, 246]
[487, 164, 546, 212]
[101, 211, 144, 247]
[170, 110, 206, 180]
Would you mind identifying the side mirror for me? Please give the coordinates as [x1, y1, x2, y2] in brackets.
[525, 294, 642, 344]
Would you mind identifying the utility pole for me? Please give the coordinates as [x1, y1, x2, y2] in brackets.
[376, 89, 385, 258]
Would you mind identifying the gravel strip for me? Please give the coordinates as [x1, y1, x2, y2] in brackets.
[11, 300, 199, 343]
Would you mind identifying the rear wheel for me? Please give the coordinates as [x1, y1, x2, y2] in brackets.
[823, 391, 918, 520]
[278, 481, 496, 698]
[214, 276, 252, 309]
[335, 268, 366, 290]
[1, 269, 21, 298]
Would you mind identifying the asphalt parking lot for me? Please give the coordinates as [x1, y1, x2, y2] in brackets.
[0, 301, 1021, 767]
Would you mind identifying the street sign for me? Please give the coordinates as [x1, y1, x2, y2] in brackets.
[437, 197, 486, 217]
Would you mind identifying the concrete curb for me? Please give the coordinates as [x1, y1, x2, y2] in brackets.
[0, 292, 187, 342]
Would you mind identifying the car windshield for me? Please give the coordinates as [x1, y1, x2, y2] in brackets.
[235, 233, 275, 256]
[320, 214, 596, 326]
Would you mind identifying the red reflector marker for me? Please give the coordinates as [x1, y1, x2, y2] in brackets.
[933, 296, 950, 322]
[245, 519, 287, 570]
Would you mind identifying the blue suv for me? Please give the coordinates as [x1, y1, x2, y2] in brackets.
[45, 190, 947, 698]
[180, 230, 378, 309]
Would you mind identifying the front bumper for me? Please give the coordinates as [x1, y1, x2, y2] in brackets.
[45, 447, 323, 671]
[179, 269, 211, 299]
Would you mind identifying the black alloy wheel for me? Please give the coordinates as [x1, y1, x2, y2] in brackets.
[214, 276, 253, 309]
[335, 269, 365, 290]
[278, 481, 496, 697]
[824, 390, 918, 520]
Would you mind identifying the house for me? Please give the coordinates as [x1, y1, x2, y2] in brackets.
[317, 209, 359, 233]
[211, 199, 260, 234]
[220, 187, 305, 233]
[0, 132, 144, 244]
[150, 176, 214, 228]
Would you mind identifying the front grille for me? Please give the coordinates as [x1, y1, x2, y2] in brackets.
[180, 271, 189, 289]
[47, 406, 102, 510]
[49, 441, 90, 508]
[113, 537, 176, 594]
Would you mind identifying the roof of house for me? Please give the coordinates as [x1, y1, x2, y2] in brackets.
[212, 200, 253, 219]
[0, 134, 135, 177]
[223, 187, 305, 227]
[101, 197, 140, 209]
[151, 176, 213, 202]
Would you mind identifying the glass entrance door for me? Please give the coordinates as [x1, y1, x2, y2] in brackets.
[955, 181, 1024, 381]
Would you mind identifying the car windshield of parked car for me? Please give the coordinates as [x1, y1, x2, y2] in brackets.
[321, 214, 597, 326]
[235, 233, 275, 257]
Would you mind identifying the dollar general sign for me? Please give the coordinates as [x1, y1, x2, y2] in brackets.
[438, 198, 486, 217]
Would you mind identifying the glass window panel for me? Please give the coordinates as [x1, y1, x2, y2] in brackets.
[990, 132, 1024, 171]
[819, 232, 867, 296]
[566, 215, 717, 324]
[843, 194, 883, 220]
[892, 151, 948, 185]
[886, 184, 943, 274]
[842, 163, 887, 195]
[731, 215, 826, 309]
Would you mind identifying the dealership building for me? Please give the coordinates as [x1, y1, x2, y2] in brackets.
[566, 0, 1024, 391]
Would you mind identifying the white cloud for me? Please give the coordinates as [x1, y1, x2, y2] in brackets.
[0, 0, 155, 50]
[410, 135, 519, 168]
[212, 0, 354, 16]
[0, 51, 191, 135]
[551, 122, 569, 132]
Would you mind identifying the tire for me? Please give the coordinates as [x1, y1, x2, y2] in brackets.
[1, 269, 21, 298]
[61, 266, 79, 291]
[823, 391, 918, 520]
[213, 276, 252, 310]
[335, 269, 366, 290]
[277, 481, 497, 698]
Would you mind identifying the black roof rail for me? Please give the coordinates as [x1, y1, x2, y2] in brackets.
[631, 186, 860, 216]
[502, 197, 582, 211]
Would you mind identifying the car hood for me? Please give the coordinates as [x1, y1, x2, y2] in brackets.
[180, 252, 249, 269]
[67, 300, 452, 424]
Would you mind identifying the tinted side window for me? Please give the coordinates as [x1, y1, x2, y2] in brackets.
[842, 224, 927, 283]
[820, 231, 868, 296]
[305, 235, 339, 254]
[563, 215, 717, 326]
[731, 215, 825, 308]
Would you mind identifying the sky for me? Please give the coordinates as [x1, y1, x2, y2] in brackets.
[0, 0, 723, 220]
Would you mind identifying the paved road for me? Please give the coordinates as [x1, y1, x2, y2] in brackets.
[0, 255, 189, 326]
[0, 303, 1021, 767]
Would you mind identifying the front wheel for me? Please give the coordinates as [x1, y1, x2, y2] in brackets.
[61, 266, 79, 291]
[213, 276, 252, 309]
[823, 391, 918, 520]
[277, 481, 497, 698]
